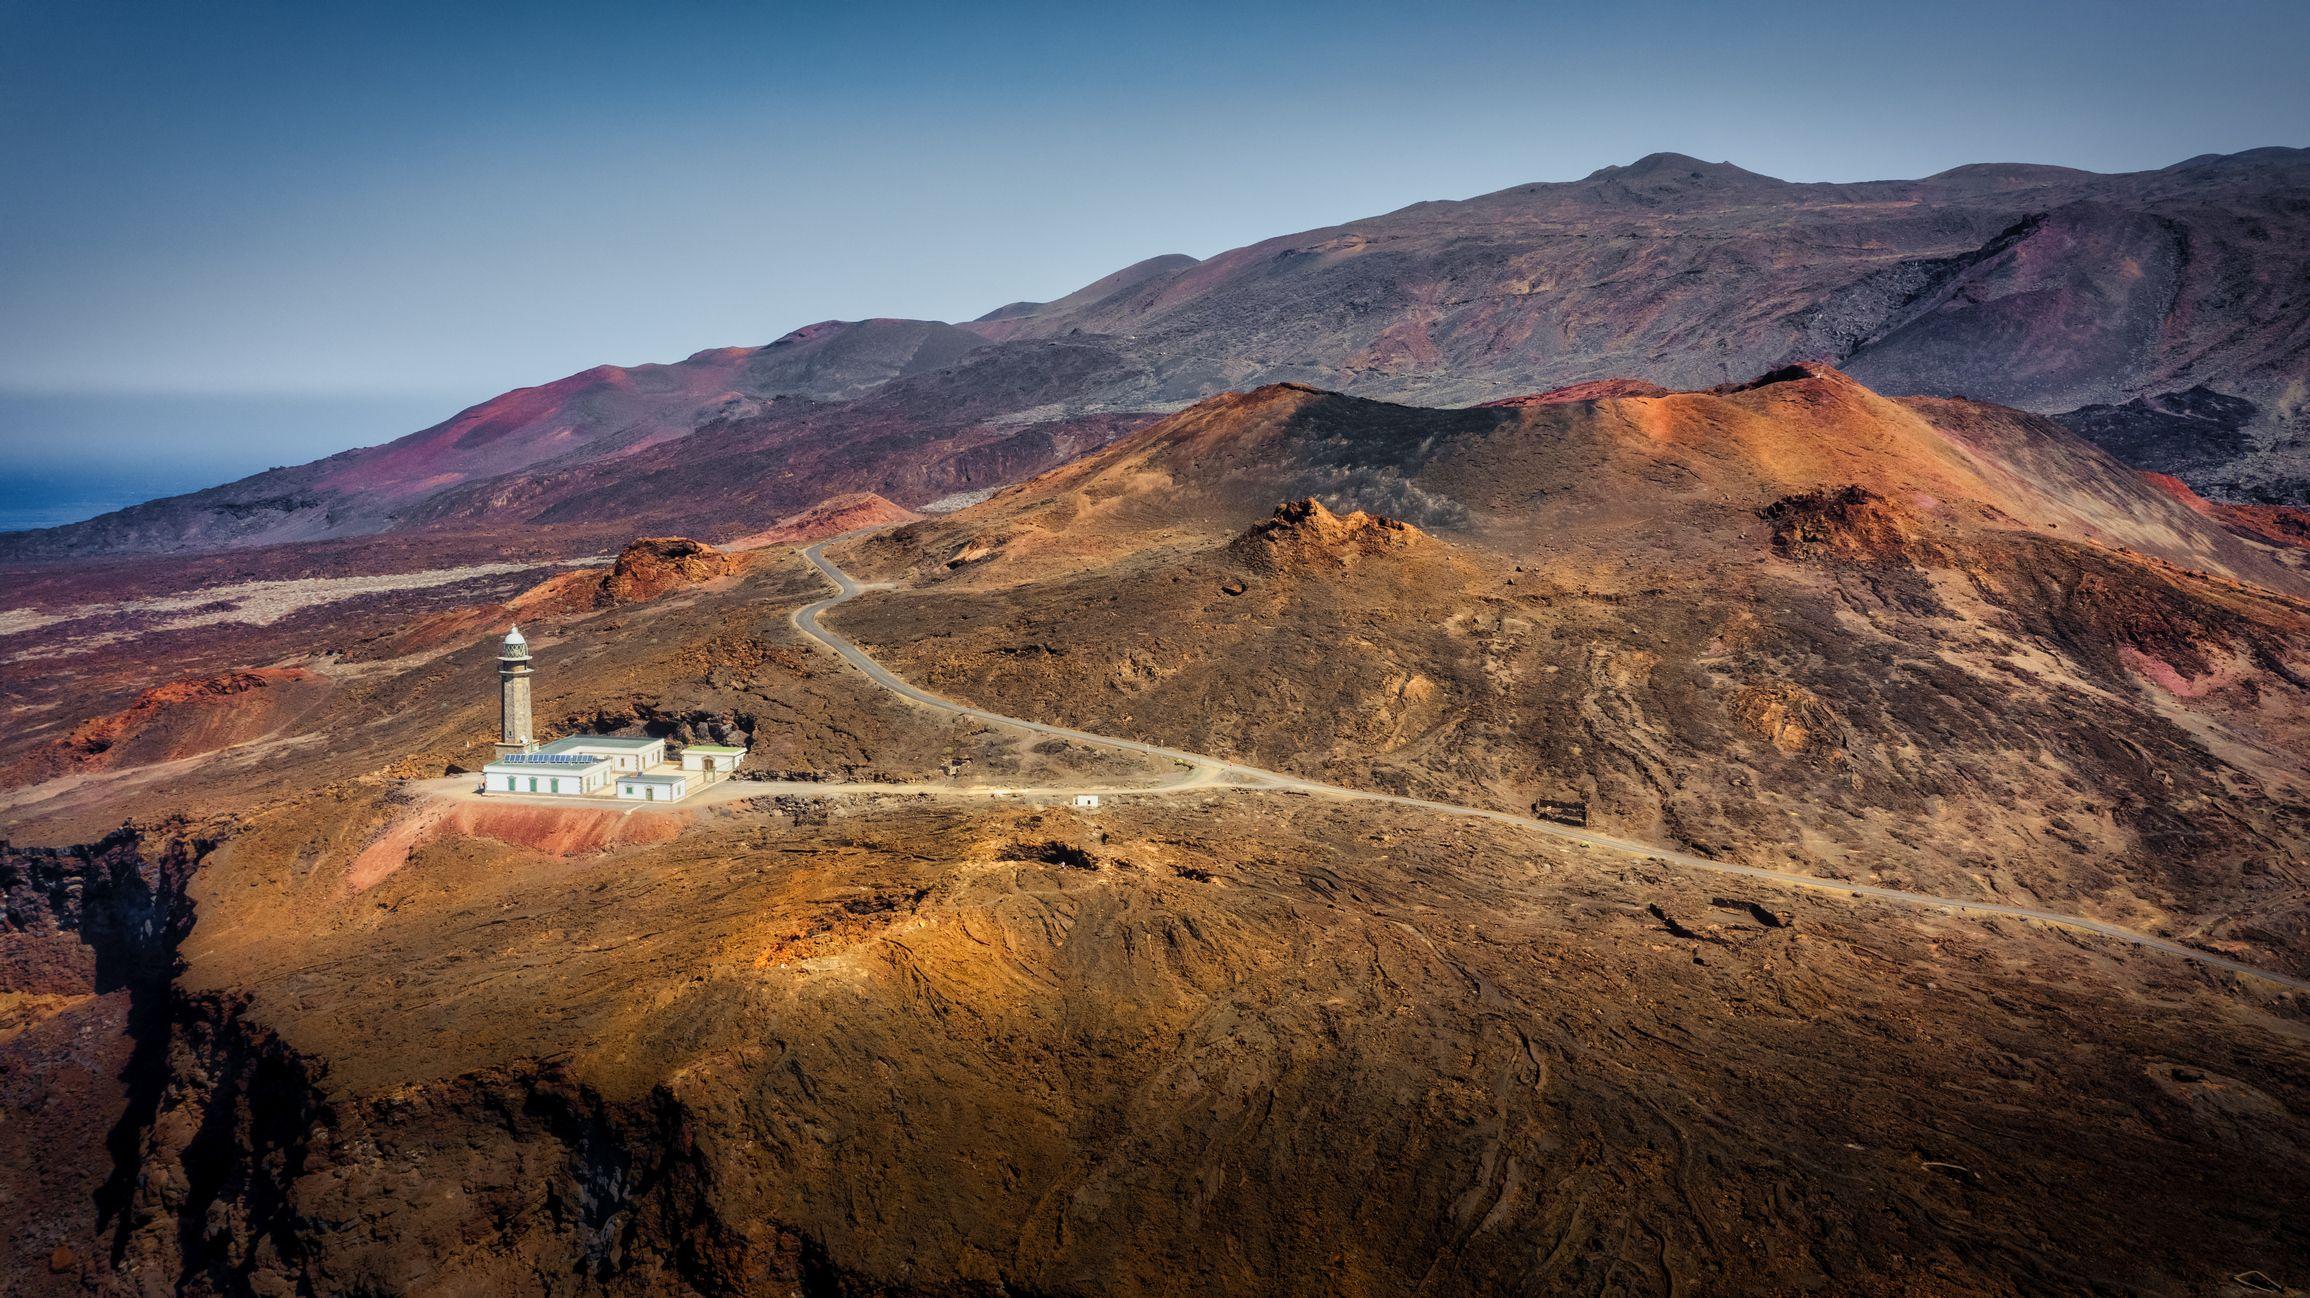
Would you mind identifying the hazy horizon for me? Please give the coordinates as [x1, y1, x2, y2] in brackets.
[6, 0, 2307, 529]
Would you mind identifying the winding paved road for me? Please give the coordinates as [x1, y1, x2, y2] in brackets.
[795, 537, 2310, 994]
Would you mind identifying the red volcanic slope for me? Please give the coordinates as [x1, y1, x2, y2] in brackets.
[321, 318, 996, 506]
[316, 358, 752, 503]
[724, 493, 926, 551]
[2142, 470, 2310, 552]
[0, 319, 1006, 559]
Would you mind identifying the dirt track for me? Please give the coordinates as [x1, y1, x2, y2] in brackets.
[795, 533, 2310, 995]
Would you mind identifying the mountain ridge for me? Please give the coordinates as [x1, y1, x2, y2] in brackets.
[7, 146, 2306, 561]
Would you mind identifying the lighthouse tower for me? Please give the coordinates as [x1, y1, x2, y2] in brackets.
[496, 626, 536, 759]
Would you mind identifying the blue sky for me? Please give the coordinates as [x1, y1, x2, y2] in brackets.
[2, 0, 2305, 511]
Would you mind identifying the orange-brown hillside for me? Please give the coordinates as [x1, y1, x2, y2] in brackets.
[5, 668, 329, 785]
[839, 368, 2310, 977]
[8, 367, 2310, 1298]
[856, 365, 2305, 596]
[724, 492, 924, 551]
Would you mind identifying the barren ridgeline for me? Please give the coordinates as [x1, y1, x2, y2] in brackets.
[6, 149, 2309, 567]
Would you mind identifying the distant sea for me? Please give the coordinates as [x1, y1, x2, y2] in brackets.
[0, 498, 153, 532]
[0, 388, 469, 536]
[0, 468, 223, 533]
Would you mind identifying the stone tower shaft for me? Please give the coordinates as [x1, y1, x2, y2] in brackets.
[497, 626, 535, 757]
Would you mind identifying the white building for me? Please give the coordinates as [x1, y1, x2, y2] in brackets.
[616, 772, 690, 802]
[680, 744, 746, 779]
[550, 736, 666, 772]
[1073, 794, 1101, 809]
[484, 749, 615, 796]
[477, 628, 744, 804]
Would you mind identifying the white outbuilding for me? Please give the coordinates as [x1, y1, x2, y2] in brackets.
[679, 744, 748, 780]
[616, 772, 690, 802]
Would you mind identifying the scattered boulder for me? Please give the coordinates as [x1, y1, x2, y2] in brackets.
[1646, 902, 1731, 945]
[1711, 897, 1795, 928]
[1730, 683, 1845, 757]
[1002, 840, 1099, 870]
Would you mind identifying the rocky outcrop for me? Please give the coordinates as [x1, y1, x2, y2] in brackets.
[1758, 486, 1940, 566]
[494, 537, 744, 622]
[1, 823, 220, 1294]
[1, 824, 210, 999]
[1730, 683, 1846, 757]
[561, 703, 755, 750]
[1228, 499, 1424, 574]
[596, 537, 740, 606]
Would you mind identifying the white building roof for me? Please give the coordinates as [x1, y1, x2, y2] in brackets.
[539, 736, 663, 753]
[682, 744, 747, 755]
[485, 752, 611, 772]
[619, 773, 687, 786]
[504, 625, 526, 645]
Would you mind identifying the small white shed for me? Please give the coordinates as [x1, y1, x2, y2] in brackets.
[616, 772, 690, 803]
[1072, 794, 1101, 809]
[680, 744, 748, 778]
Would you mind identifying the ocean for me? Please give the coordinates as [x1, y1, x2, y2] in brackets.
[0, 389, 468, 537]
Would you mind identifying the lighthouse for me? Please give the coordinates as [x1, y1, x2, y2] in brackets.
[476, 624, 748, 801]
[496, 626, 536, 759]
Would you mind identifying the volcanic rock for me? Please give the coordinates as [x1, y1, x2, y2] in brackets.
[1228, 499, 1424, 573]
